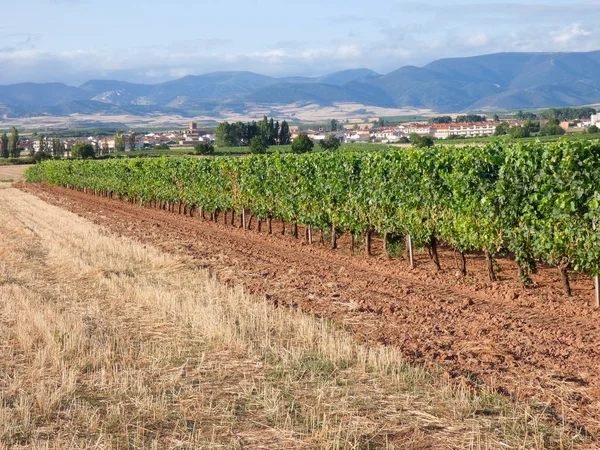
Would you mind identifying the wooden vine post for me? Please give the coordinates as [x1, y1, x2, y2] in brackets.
[407, 235, 415, 268]
[594, 220, 600, 308]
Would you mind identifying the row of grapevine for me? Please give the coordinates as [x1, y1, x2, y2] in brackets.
[25, 140, 600, 296]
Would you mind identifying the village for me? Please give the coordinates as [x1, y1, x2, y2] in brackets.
[12, 110, 600, 157]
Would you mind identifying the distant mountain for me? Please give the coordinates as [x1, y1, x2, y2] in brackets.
[279, 68, 380, 86]
[245, 80, 394, 107]
[372, 52, 600, 111]
[317, 68, 380, 86]
[0, 82, 89, 107]
[3, 51, 600, 117]
[79, 80, 152, 97]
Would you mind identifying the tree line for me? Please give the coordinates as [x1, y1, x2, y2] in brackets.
[428, 114, 488, 124]
[494, 118, 565, 138]
[214, 116, 291, 148]
[540, 107, 596, 122]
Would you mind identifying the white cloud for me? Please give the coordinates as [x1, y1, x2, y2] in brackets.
[0, 19, 600, 86]
[553, 24, 591, 45]
[464, 33, 490, 48]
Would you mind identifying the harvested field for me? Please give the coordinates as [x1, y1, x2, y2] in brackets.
[15, 182, 600, 446]
[0, 165, 32, 182]
[0, 184, 576, 449]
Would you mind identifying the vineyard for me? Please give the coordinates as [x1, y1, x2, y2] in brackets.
[26, 140, 600, 298]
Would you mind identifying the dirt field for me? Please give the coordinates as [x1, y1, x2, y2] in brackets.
[0, 165, 32, 181]
[1, 184, 578, 449]
[17, 183, 600, 444]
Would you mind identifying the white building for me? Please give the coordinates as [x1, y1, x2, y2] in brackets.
[432, 122, 500, 139]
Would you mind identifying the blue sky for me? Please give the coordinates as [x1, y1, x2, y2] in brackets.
[2, 0, 600, 85]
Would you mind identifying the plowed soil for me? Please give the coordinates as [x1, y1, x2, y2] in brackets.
[19, 183, 600, 439]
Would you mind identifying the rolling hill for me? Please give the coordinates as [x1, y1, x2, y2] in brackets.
[3, 51, 600, 117]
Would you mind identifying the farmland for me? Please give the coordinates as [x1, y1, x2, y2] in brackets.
[5, 139, 600, 447]
[0, 183, 581, 448]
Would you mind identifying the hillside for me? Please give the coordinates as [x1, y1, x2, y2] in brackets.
[2, 51, 600, 116]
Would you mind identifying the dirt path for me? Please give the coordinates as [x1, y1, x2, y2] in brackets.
[20, 183, 600, 438]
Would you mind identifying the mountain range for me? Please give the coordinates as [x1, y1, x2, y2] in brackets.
[3, 51, 600, 118]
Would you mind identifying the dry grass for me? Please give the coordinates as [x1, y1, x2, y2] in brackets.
[0, 186, 586, 449]
[0, 165, 31, 182]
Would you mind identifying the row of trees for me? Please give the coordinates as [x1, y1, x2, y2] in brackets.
[494, 118, 565, 138]
[428, 115, 488, 125]
[0, 127, 20, 159]
[26, 140, 600, 297]
[540, 107, 596, 122]
[214, 116, 292, 148]
[35, 136, 67, 161]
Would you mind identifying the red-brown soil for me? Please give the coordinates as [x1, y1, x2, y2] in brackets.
[19, 183, 600, 438]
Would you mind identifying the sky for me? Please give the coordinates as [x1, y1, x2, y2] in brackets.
[2, 0, 600, 85]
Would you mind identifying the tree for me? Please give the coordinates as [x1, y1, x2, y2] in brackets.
[588, 125, 599, 134]
[428, 116, 452, 125]
[194, 142, 215, 155]
[319, 134, 341, 151]
[71, 143, 95, 159]
[52, 138, 64, 158]
[493, 114, 500, 122]
[412, 135, 434, 148]
[291, 134, 314, 154]
[94, 140, 100, 155]
[539, 123, 566, 136]
[330, 119, 339, 132]
[128, 131, 137, 151]
[455, 114, 486, 123]
[9, 127, 19, 158]
[494, 122, 510, 136]
[249, 135, 268, 154]
[523, 119, 540, 134]
[376, 117, 384, 128]
[38, 135, 46, 156]
[1, 132, 9, 158]
[273, 121, 280, 144]
[114, 131, 125, 152]
[268, 117, 275, 145]
[279, 120, 291, 145]
[215, 122, 237, 147]
[509, 125, 530, 139]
